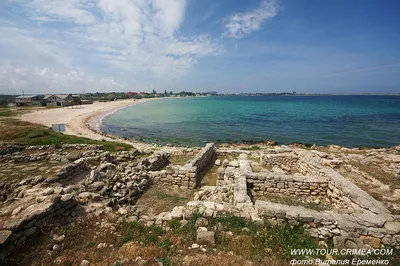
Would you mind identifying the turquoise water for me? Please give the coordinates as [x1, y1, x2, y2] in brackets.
[102, 96, 400, 147]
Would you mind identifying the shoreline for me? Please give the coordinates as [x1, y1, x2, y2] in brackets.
[86, 97, 161, 133]
[17, 97, 400, 149]
[19, 98, 160, 144]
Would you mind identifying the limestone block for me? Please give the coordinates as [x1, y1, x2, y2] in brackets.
[360, 236, 381, 249]
[196, 231, 215, 246]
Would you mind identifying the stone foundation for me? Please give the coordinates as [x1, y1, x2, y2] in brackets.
[152, 143, 216, 188]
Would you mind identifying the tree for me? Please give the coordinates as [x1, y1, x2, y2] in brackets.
[0, 100, 8, 107]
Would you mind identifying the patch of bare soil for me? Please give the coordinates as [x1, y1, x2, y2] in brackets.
[136, 186, 195, 216]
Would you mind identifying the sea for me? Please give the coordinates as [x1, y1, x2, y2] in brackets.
[101, 95, 400, 148]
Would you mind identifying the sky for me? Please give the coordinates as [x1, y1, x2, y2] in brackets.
[0, 0, 399, 94]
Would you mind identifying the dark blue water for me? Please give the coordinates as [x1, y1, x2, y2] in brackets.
[102, 96, 400, 147]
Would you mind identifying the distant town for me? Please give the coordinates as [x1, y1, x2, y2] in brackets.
[0, 91, 299, 107]
[0, 91, 398, 107]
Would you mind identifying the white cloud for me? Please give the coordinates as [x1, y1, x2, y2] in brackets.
[167, 35, 221, 56]
[17, 0, 97, 25]
[223, 0, 278, 39]
[1, 0, 220, 92]
[0, 63, 126, 94]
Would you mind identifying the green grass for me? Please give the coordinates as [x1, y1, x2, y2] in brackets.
[166, 213, 323, 261]
[262, 223, 323, 260]
[119, 221, 164, 245]
[0, 109, 15, 117]
[0, 119, 132, 152]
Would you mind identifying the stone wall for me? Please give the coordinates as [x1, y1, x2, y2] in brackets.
[136, 152, 170, 171]
[255, 200, 400, 248]
[0, 145, 25, 156]
[0, 194, 79, 253]
[296, 150, 390, 214]
[0, 159, 87, 202]
[246, 172, 328, 197]
[152, 143, 216, 189]
[44, 158, 88, 184]
[259, 150, 391, 214]
[261, 153, 299, 171]
[153, 166, 197, 189]
[187, 143, 216, 170]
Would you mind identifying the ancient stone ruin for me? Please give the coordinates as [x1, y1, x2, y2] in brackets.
[0, 142, 399, 256]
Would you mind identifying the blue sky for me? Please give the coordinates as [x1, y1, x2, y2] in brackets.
[0, 0, 399, 94]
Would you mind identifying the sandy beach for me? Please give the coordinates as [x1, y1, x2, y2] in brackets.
[19, 98, 158, 142]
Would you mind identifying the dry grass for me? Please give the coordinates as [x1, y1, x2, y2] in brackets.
[254, 192, 333, 211]
[118, 242, 165, 260]
[0, 161, 66, 182]
[198, 159, 219, 187]
[349, 161, 400, 189]
[339, 161, 400, 214]
[136, 186, 195, 216]
[170, 154, 193, 166]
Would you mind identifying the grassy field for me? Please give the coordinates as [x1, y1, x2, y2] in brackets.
[0, 119, 132, 152]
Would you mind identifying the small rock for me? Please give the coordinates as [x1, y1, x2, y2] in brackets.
[12, 206, 23, 216]
[213, 222, 224, 232]
[81, 260, 90, 266]
[54, 256, 63, 264]
[195, 217, 208, 228]
[215, 159, 221, 166]
[97, 243, 107, 249]
[201, 248, 207, 252]
[318, 240, 328, 248]
[117, 208, 128, 215]
[360, 236, 381, 249]
[228, 161, 239, 167]
[196, 231, 215, 246]
[191, 243, 200, 249]
[89, 181, 105, 191]
[53, 234, 65, 243]
[52, 244, 63, 252]
[0, 230, 12, 246]
[170, 206, 184, 219]
[180, 219, 188, 227]
[42, 188, 55, 196]
[197, 227, 208, 233]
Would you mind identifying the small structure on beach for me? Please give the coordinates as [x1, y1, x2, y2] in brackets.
[15, 95, 41, 106]
[42, 94, 73, 107]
